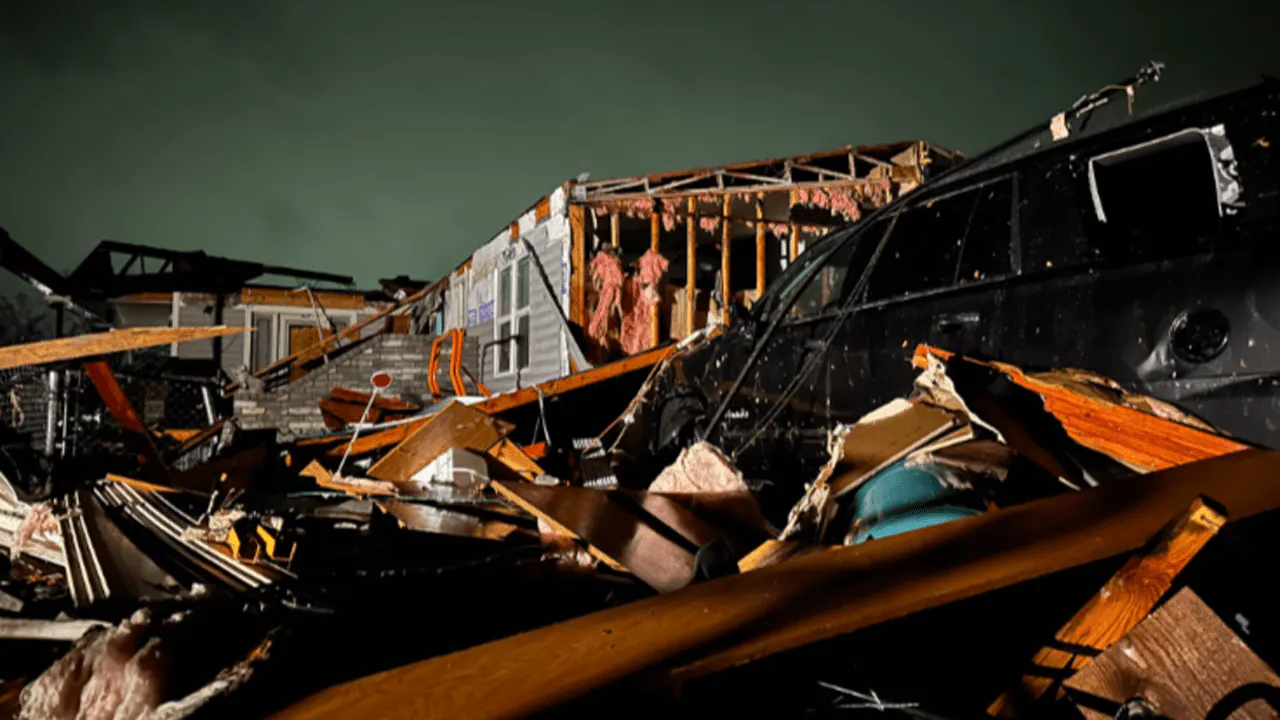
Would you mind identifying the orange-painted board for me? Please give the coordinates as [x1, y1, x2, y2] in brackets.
[912, 344, 1249, 472]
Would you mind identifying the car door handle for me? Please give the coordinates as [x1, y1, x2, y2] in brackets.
[934, 312, 980, 333]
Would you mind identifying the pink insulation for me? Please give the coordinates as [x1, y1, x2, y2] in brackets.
[10, 502, 59, 562]
[588, 251, 624, 345]
[619, 249, 669, 355]
[19, 610, 162, 720]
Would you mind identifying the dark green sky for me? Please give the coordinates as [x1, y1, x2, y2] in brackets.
[1, 0, 1276, 288]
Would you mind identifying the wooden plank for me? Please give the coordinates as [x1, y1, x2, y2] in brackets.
[472, 343, 675, 416]
[1064, 588, 1280, 720]
[828, 399, 964, 498]
[651, 211, 661, 348]
[272, 450, 1280, 720]
[330, 387, 421, 412]
[367, 402, 541, 483]
[570, 204, 587, 328]
[240, 287, 373, 311]
[0, 326, 246, 372]
[755, 193, 766, 295]
[737, 539, 829, 572]
[913, 345, 1250, 471]
[989, 497, 1227, 716]
[720, 194, 731, 325]
[0, 618, 106, 642]
[301, 460, 397, 497]
[686, 197, 696, 337]
[611, 212, 620, 249]
[788, 189, 799, 261]
[491, 482, 724, 593]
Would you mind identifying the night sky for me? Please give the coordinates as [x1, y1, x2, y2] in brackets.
[1, 0, 1277, 290]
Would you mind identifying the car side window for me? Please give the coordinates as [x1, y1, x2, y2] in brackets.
[867, 178, 1013, 301]
[1085, 125, 1242, 264]
[784, 220, 883, 322]
[956, 179, 1014, 283]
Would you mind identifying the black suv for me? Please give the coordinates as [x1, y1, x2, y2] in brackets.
[648, 77, 1280, 492]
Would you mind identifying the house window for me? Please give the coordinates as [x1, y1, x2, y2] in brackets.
[494, 255, 532, 375]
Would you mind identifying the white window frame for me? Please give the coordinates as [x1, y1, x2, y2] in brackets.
[492, 247, 532, 377]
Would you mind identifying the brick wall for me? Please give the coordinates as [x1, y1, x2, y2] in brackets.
[233, 334, 433, 439]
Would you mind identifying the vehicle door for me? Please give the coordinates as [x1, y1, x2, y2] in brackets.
[862, 176, 1018, 402]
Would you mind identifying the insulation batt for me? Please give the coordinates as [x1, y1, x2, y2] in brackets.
[19, 609, 162, 720]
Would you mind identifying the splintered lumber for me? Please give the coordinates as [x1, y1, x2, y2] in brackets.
[0, 326, 246, 372]
[273, 450, 1280, 720]
[827, 398, 964, 498]
[301, 460, 397, 497]
[1064, 588, 1280, 719]
[0, 618, 107, 642]
[367, 401, 542, 483]
[491, 482, 725, 593]
[988, 497, 1227, 716]
[473, 344, 676, 416]
[913, 345, 1249, 471]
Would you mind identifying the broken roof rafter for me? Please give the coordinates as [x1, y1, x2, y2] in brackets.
[580, 175, 898, 205]
[575, 142, 931, 204]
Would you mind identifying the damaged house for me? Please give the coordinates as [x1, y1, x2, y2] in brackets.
[6, 66, 1280, 720]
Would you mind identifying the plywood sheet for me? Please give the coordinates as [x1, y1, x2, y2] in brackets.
[491, 482, 724, 593]
[1066, 588, 1280, 719]
[829, 399, 963, 497]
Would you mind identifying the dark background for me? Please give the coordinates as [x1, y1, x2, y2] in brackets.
[1, 0, 1277, 291]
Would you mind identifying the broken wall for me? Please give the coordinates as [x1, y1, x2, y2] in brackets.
[234, 334, 432, 438]
[453, 187, 572, 394]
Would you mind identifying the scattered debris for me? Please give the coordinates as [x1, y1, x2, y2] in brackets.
[1, 67, 1278, 720]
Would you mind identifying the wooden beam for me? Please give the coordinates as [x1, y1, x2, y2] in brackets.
[367, 401, 542, 484]
[272, 450, 1280, 720]
[240, 287, 374, 311]
[686, 197, 696, 337]
[651, 211, 661, 347]
[0, 326, 247, 372]
[569, 204, 587, 327]
[473, 344, 675, 416]
[755, 193, 766, 296]
[788, 189, 799, 261]
[610, 212, 620, 249]
[989, 497, 1228, 716]
[721, 194, 731, 325]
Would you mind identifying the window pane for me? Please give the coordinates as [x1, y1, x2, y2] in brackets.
[957, 179, 1013, 283]
[516, 315, 530, 369]
[516, 257, 530, 310]
[868, 189, 979, 301]
[499, 322, 511, 373]
[253, 317, 272, 371]
[500, 267, 512, 317]
[786, 224, 881, 322]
